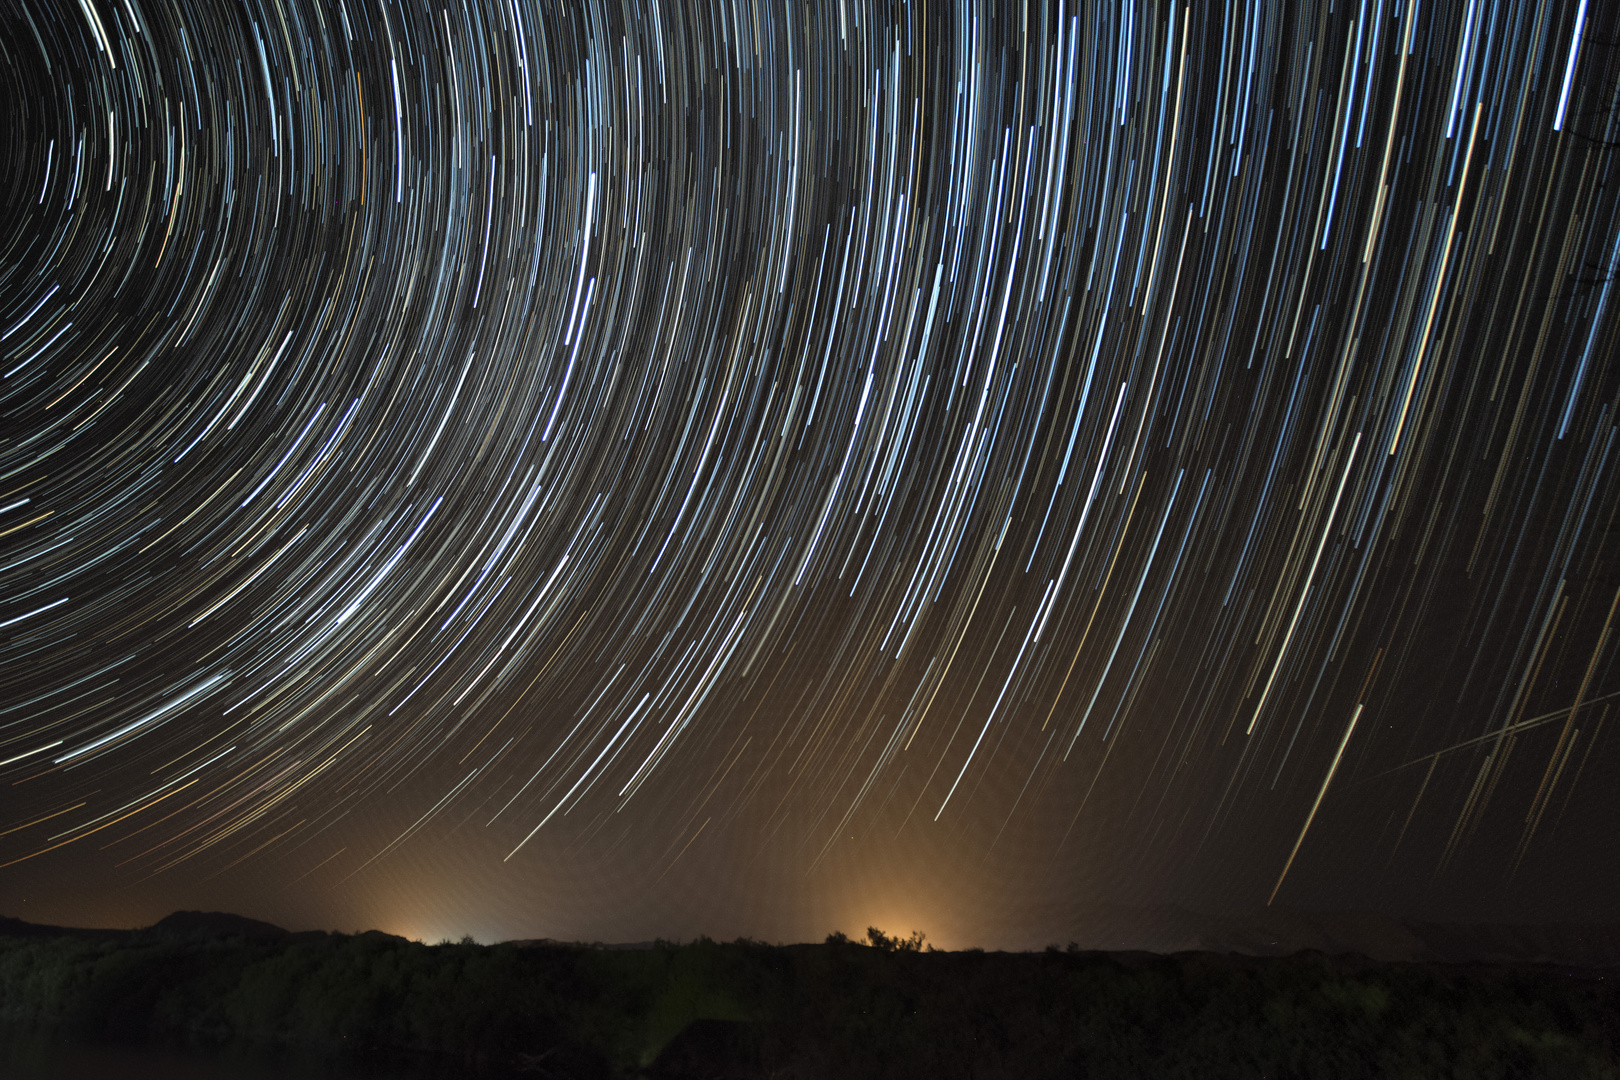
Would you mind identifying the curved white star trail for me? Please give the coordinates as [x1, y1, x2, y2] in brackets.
[1, 0, 1617, 926]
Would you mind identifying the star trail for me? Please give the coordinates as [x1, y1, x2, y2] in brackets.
[1, 0, 1618, 940]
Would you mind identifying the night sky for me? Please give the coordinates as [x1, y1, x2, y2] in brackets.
[1, 0, 1618, 948]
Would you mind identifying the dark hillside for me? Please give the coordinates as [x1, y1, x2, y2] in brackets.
[0, 916, 1616, 1079]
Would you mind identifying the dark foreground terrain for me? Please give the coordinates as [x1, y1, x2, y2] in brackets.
[1, 913, 1616, 1079]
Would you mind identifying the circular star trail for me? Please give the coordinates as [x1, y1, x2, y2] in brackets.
[1, 0, 1618, 934]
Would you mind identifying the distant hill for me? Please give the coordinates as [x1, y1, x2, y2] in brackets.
[1407, 920, 1620, 967]
[1020, 902, 1620, 967]
[3, 907, 1618, 967]
[147, 910, 290, 940]
[507, 937, 661, 950]
[0, 911, 289, 941]
[0, 915, 122, 941]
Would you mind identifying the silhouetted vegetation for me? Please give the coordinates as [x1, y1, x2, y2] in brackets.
[1, 917, 1617, 1078]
